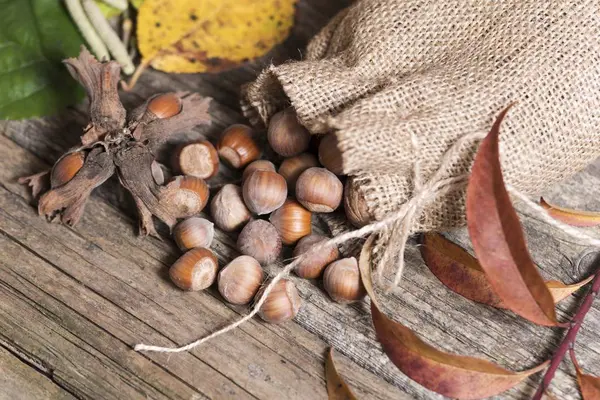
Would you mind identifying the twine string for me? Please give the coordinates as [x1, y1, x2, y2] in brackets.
[134, 131, 600, 354]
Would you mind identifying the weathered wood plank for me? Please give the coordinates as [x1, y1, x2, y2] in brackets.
[0, 346, 76, 400]
[1, 0, 600, 397]
[0, 135, 401, 399]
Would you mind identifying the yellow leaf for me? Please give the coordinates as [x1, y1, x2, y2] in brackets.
[136, 0, 296, 74]
[130, 0, 144, 8]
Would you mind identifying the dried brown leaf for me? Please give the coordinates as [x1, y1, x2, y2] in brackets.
[466, 107, 560, 327]
[420, 233, 593, 306]
[359, 236, 548, 399]
[540, 197, 600, 228]
[571, 350, 600, 400]
[325, 348, 358, 400]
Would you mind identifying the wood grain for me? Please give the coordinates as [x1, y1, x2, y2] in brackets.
[1, 0, 600, 398]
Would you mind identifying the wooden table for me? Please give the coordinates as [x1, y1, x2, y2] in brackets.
[1, 1, 599, 399]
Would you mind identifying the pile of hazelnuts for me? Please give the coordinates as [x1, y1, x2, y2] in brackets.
[167, 109, 369, 324]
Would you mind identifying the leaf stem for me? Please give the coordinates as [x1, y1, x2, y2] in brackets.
[64, 0, 110, 61]
[82, 0, 135, 74]
[532, 269, 600, 399]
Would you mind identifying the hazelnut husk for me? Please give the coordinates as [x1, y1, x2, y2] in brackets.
[147, 93, 183, 119]
[218, 255, 264, 305]
[295, 167, 343, 213]
[173, 217, 214, 251]
[242, 170, 287, 215]
[269, 199, 312, 245]
[242, 160, 276, 184]
[210, 184, 251, 232]
[343, 177, 372, 227]
[267, 109, 311, 157]
[174, 140, 219, 179]
[256, 279, 302, 324]
[318, 133, 344, 175]
[292, 234, 339, 279]
[51, 151, 86, 187]
[323, 257, 366, 303]
[278, 153, 319, 192]
[169, 247, 218, 291]
[237, 220, 282, 264]
[217, 124, 260, 169]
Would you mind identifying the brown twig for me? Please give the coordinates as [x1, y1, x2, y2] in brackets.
[532, 267, 600, 399]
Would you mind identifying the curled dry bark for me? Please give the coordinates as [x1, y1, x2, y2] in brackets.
[19, 47, 212, 237]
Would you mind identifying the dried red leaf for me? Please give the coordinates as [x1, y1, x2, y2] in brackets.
[540, 197, 600, 228]
[359, 236, 548, 399]
[571, 351, 600, 399]
[420, 233, 593, 306]
[325, 348, 358, 400]
[466, 107, 560, 327]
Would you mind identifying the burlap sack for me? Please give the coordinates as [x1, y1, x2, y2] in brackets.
[242, 0, 600, 233]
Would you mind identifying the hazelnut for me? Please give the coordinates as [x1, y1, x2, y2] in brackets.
[173, 217, 215, 251]
[256, 279, 302, 323]
[218, 255, 264, 305]
[217, 124, 261, 168]
[269, 199, 312, 245]
[237, 220, 282, 264]
[278, 153, 319, 192]
[318, 133, 344, 175]
[147, 93, 182, 119]
[173, 140, 219, 179]
[267, 109, 311, 157]
[242, 160, 276, 184]
[210, 184, 251, 232]
[292, 234, 339, 279]
[242, 170, 287, 215]
[169, 247, 218, 291]
[151, 161, 170, 185]
[161, 176, 209, 219]
[323, 257, 366, 303]
[51, 151, 85, 187]
[295, 167, 343, 213]
[344, 177, 372, 227]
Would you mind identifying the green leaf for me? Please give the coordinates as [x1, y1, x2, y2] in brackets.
[96, 1, 123, 18]
[0, 0, 85, 120]
[130, 0, 144, 9]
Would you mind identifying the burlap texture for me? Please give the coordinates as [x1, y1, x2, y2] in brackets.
[242, 0, 600, 232]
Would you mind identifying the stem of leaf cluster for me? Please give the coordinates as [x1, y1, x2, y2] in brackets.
[532, 269, 600, 399]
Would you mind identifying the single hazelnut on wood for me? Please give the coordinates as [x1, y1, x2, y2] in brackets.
[295, 167, 343, 213]
[218, 255, 264, 305]
[323, 257, 366, 303]
[237, 220, 282, 264]
[344, 177, 372, 227]
[242, 160, 276, 184]
[267, 109, 311, 157]
[173, 217, 215, 251]
[278, 153, 319, 192]
[292, 234, 339, 279]
[169, 247, 218, 291]
[269, 199, 312, 245]
[210, 184, 251, 232]
[173, 140, 219, 179]
[162, 176, 210, 218]
[217, 124, 260, 169]
[256, 279, 302, 324]
[51, 151, 85, 187]
[147, 93, 183, 119]
[242, 170, 287, 215]
[318, 133, 344, 175]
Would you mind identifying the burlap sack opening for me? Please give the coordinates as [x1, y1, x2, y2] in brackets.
[242, 0, 600, 235]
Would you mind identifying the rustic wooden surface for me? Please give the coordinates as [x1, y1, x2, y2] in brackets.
[2, 1, 600, 399]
